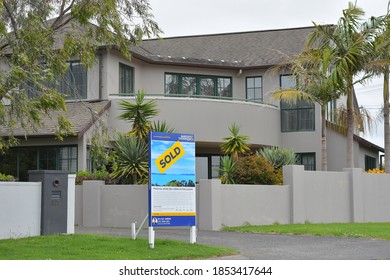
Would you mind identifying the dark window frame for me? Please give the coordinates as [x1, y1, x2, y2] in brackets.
[164, 73, 232, 98]
[119, 63, 134, 95]
[296, 152, 316, 171]
[246, 76, 263, 101]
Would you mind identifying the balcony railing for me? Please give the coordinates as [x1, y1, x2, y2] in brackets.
[110, 93, 278, 108]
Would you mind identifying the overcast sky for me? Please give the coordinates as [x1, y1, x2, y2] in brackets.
[148, 0, 389, 147]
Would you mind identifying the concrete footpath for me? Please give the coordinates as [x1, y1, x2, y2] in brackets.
[75, 226, 390, 260]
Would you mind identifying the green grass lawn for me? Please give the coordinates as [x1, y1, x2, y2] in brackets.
[223, 222, 390, 240]
[0, 234, 238, 260]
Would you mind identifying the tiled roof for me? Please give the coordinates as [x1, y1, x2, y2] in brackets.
[132, 26, 317, 69]
[0, 100, 111, 138]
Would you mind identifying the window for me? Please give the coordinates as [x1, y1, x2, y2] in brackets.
[280, 75, 315, 132]
[365, 155, 377, 171]
[296, 153, 316, 171]
[119, 63, 134, 94]
[246, 76, 262, 101]
[26, 61, 87, 99]
[326, 99, 337, 123]
[0, 145, 78, 181]
[57, 61, 87, 99]
[165, 73, 232, 97]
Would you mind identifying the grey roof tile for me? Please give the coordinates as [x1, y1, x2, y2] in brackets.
[132, 27, 317, 68]
[0, 100, 111, 138]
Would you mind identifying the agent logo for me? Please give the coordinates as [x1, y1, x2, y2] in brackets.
[155, 141, 185, 173]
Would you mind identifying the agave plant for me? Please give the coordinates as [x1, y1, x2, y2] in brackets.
[151, 120, 175, 133]
[258, 147, 297, 169]
[111, 133, 148, 184]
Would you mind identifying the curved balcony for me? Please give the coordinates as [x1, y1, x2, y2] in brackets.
[108, 94, 282, 150]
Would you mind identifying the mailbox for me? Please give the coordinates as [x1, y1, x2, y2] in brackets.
[29, 170, 68, 235]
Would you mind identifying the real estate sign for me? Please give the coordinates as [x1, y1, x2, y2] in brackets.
[148, 132, 196, 227]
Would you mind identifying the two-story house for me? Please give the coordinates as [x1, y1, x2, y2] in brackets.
[0, 26, 383, 181]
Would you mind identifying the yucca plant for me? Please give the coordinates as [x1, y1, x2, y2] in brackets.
[111, 134, 148, 184]
[151, 120, 175, 133]
[218, 156, 236, 184]
[220, 123, 250, 161]
[118, 90, 159, 140]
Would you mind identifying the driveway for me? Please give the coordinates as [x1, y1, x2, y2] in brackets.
[75, 227, 390, 260]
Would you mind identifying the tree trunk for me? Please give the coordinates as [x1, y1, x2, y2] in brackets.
[346, 84, 355, 168]
[384, 68, 390, 173]
[321, 105, 328, 171]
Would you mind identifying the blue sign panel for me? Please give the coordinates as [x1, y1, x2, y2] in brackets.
[148, 132, 196, 227]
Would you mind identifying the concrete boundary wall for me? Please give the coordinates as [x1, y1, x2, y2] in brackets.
[0, 182, 41, 239]
[0, 174, 76, 239]
[76, 166, 390, 231]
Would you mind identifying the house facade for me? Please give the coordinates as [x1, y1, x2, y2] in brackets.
[0, 26, 383, 181]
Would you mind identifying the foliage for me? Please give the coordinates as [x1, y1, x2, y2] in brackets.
[87, 118, 111, 172]
[151, 120, 175, 133]
[258, 147, 297, 169]
[222, 222, 390, 240]
[0, 1, 161, 150]
[220, 123, 250, 161]
[0, 234, 237, 260]
[75, 170, 113, 185]
[0, 173, 14, 181]
[218, 155, 236, 184]
[111, 133, 148, 184]
[118, 90, 159, 140]
[231, 155, 282, 185]
[306, 2, 385, 168]
[366, 168, 386, 174]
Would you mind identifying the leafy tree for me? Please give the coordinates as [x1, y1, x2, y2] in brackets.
[0, 0, 161, 150]
[118, 90, 159, 140]
[306, 2, 383, 168]
[111, 133, 148, 184]
[220, 123, 250, 161]
[365, 10, 390, 172]
[272, 47, 339, 171]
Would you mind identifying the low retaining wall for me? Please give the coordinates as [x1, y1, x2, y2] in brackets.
[0, 174, 76, 239]
[76, 166, 390, 231]
[0, 182, 41, 239]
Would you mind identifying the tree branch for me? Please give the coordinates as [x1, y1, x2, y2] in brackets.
[2, 0, 19, 40]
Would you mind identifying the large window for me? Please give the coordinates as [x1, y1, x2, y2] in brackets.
[246, 76, 263, 101]
[280, 75, 315, 132]
[0, 146, 78, 181]
[27, 61, 87, 99]
[57, 61, 87, 99]
[296, 153, 316, 171]
[119, 63, 134, 94]
[365, 155, 377, 171]
[165, 73, 232, 97]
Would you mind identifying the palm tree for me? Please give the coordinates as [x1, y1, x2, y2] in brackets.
[365, 10, 390, 172]
[272, 47, 339, 170]
[220, 123, 250, 162]
[111, 133, 148, 184]
[118, 90, 159, 140]
[307, 2, 382, 168]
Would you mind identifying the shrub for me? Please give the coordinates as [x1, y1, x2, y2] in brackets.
[231, 155, 282, 185]
[366, 168, 385, 174]
[0, 173, 14, 181]
[76, 170, 114, 185]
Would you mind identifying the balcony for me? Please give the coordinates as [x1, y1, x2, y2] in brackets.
[108, 94, 282, 148]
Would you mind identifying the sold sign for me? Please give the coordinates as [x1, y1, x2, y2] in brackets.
[155, 141, 185, 173]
